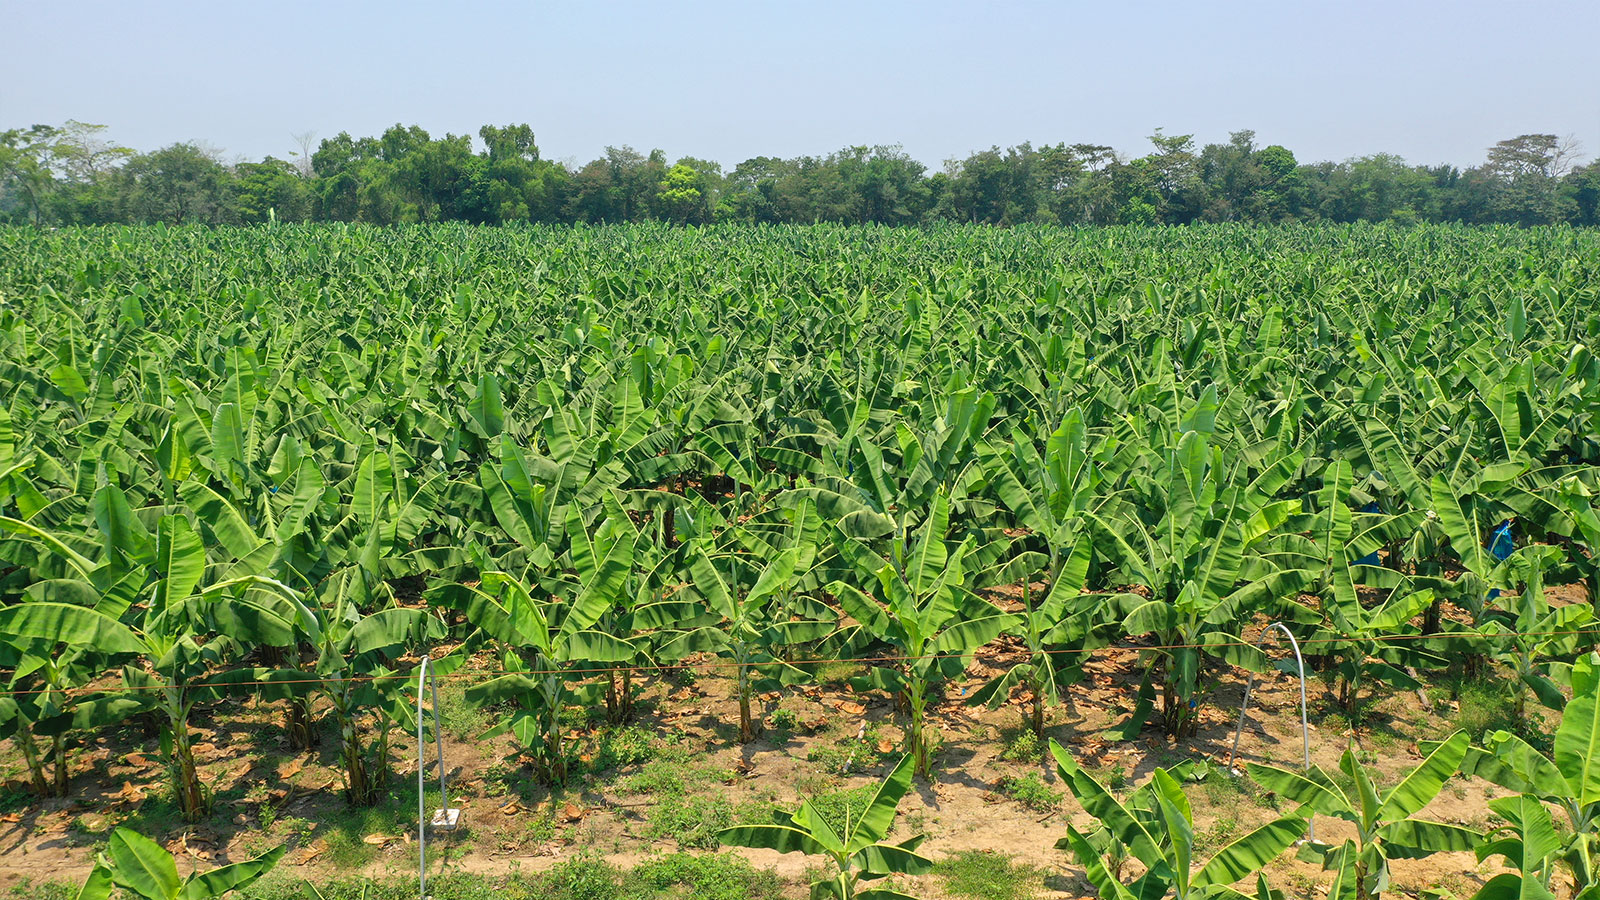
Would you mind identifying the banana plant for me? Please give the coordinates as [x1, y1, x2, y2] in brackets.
[1049, 738, 1305, 900]
[0, 635, 140, 797]
[1091, 424, 1307, 737]
[1477, 544, 1596, 721]
[968, 536, 1107, 738]
[77, 827, 285, 900]
[662, 502, 833, 742]
[718, 754, 931, 900]
[1452, 654, 1600, 897]
[830, 492, 1018, 777]
[445, 509, 640, 784]
[271, 567, 445, 806]
[976, 408, 1112, 737]
[0, 507, 311, 821]
[1310, 588, 1442, 723]
[1249, 731, 1478, 900]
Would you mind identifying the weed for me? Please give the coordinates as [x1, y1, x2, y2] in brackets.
[642, 795, 772, 849]
[999, 728, 1040, 763]
[934, 850, 1044, 900]
[625, 852, 785, 900]
[997, 773, 1062, 812]
[815, 661, 865, 685]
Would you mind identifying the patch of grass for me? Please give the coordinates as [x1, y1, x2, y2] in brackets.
[1451, 677, 1523, 742]
[767, 706, 799, 737]
[626, 852, 785, 900]
[934, 850, 1044, 900]
[575, 725, 656, 776]
[0, 786, 34, 815]
[997, 773, 1062, 812]
[808, 783, 892, 837]
[436, 681, 491, 742]
[1194, 816, 1240, 852]
[806, 723, 894, 775]
[999, 728, 1040, 763]
[642, 795, 773, 849]
[4, 881, 75, 900]
[815, 661, 865, 685]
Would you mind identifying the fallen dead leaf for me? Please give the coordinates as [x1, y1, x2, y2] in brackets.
[279, 759, 303, 779]
[876, 738, 894, 754]
[361, 833, 393, 846]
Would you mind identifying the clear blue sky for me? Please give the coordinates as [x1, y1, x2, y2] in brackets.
[4, 0, 1596, 170]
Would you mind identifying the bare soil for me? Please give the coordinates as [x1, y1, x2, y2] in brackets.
[0, 596, 1570, 899]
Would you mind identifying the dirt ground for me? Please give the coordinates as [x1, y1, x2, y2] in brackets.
[0, 604, 1562, 899]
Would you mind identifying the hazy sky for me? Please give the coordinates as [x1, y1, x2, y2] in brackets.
[4, 0, 1597, 170]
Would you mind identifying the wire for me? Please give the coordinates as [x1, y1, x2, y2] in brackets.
[2, 626, 1595, 698]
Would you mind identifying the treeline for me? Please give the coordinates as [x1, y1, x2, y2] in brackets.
[3, 120, 1598, 227]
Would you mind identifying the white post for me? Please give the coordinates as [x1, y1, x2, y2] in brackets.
[417, 656, 452, 900]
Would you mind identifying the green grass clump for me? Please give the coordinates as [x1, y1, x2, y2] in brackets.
[933, 850, 1043, 900]
[998, 728, 1040, 763]
[625, 852, 786, 900]
[996, 773, 1062, 812]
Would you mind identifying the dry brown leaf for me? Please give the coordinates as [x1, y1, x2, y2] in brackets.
[293, 844, 325, 866]
[876, 738, 894, 754]
[279, 759, 304, 779]
[190, 742, 217, 757]
[361, 834, 393, 846]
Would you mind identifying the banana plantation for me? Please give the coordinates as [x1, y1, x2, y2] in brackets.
[1, 222, 1599, 900]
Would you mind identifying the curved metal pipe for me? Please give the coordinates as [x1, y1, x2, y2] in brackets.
[1229, 621, 1314, 842]
[418, 656, 449, 900]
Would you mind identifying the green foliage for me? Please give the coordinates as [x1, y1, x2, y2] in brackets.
[996, 773, 1062, 812]
[933, 851, 1043, 900]
[720, 755, 931, 900]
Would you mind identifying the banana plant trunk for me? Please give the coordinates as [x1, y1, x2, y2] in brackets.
[286, 697, 316, 750]
[541, 673, 567, 785]
[164, 700, 206, 822]
[330, 681, 377, 807]
[50, 732, 68, 796]
[907, 672, 931, 778]
[16, 724, 51, 796]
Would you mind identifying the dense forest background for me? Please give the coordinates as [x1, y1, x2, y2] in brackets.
[3, 120, 1597, 227]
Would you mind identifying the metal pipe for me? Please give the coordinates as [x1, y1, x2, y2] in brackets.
[417, 656, 449, 900]
[1229, 621, 1314, 842]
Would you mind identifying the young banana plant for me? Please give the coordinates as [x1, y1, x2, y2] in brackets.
[446, 509, 640, 784]
[976, 408, 1111, 737]
[1249, 732, 1478, 900]
[831, 492, 1018, 777]
[719, 754, 931, 900]
[1050, 738, 1306, 900]
[0, 638, 137, 797]
[663, 508, 832, 742]
[1452, 653, 1600, 897]
[1476, 544, 1596, 721]
[967, 536, 1105, 738]
[78, 827, 285, 900]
